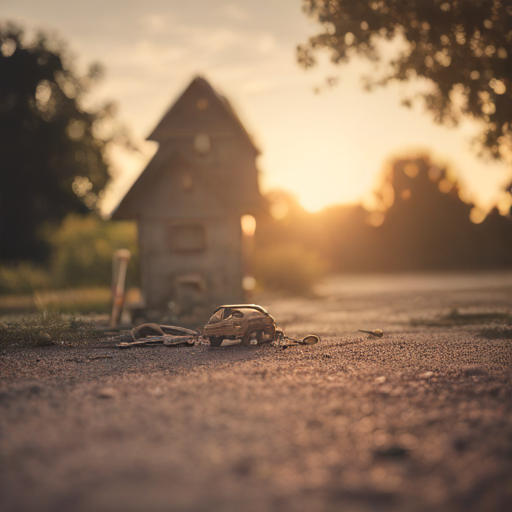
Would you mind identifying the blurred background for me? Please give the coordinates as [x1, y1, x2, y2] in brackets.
[1, 0, 511, 318]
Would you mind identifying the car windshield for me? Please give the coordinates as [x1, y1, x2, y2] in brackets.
[223, 309, 244, 320]
[208, 310, 224, 324]
[209, 306, 267, 324]
[235, 307, 266, 318]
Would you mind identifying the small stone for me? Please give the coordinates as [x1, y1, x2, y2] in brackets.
[453, 437, 468, 452]
[420, 371, 433, 379]
[488, 385, 502, 397]
[232, 457, 254, 476]
[35, 331, 53, 346]
[150, 387, 162, 396]
[359, 329, 384, 337]
[375, 376, 386, 384]
[97, 387, 118, 399]
[462, 365, 486, 377]
[374, 445, 408, 458]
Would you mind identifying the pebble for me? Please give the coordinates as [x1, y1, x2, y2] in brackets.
[97, 387, 118, 399]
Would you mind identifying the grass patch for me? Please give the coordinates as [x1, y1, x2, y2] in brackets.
[33, 288, 112, 314]
[0, 311, 103, 348]
[0, 287, 113, 315]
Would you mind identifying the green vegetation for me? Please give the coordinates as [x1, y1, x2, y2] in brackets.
[0, 24, 133, 262]
[254, 243, 327, 295]
[49, 214, 138, 288]
[32, 287, 113, 315]
[299, 0, 512, 160]
[0, 213, 138, 296]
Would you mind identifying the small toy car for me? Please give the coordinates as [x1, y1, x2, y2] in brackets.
[203, 304, 276, 347]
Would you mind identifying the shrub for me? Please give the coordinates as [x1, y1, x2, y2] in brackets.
[49, 214, 139, 288]
[254, 243, 327, 294]
[0, 214, 138, 296]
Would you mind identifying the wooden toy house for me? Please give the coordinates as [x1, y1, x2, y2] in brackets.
[112, 76, 264, 325]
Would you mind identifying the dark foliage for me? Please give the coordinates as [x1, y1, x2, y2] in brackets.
[258, 155, 512, 271]
[0, 24, 128, 262]
[298, 0, 512, 159]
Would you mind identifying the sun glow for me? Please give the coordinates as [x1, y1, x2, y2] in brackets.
[260, 132, 373, 213]
[294, 160, 372, 212]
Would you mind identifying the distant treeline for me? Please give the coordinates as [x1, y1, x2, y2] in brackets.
[257, 155, 512, 272]
[3, 155, 511, 296]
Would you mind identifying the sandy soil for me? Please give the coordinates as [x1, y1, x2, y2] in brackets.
[1, 272, 512, 512]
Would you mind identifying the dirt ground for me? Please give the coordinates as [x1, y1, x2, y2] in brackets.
[1, 271, 512, 512]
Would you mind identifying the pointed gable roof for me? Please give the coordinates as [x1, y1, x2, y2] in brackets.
[111, 76, 265, 219]
[147, 76, 258, 153]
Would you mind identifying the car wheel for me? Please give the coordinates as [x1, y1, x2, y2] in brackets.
[257, 325, 276, 344]
[242, 328, 258, 346]
[209, 336, 223, 347]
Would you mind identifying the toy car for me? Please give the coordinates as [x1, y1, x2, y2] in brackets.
[203, 304, 276, 347]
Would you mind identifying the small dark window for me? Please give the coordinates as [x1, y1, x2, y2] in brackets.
[170, 224, 206, 252]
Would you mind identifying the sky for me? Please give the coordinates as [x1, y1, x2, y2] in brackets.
[2, 0, 511, 215]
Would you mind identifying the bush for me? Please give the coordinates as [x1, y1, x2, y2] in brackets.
[0, 262, 51, 294]
[254, 243, 327, 294]
[0, 214, 139, 295]
[49, 214, 139, 288]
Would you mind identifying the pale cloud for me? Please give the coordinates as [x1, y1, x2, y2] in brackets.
[140, 13, 173, 32]
[132, 39, 188, 65]
[257, 34, 277, 55]
[238, 77, 277, 95]
[221, 3, 249, 20]
[188, 27, 245, 54]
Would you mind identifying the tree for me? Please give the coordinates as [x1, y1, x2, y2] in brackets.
[0, 24, 130, 262]
[297, 0, 512, 160]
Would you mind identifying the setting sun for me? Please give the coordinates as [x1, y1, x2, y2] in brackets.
[259, 128, 372, 212]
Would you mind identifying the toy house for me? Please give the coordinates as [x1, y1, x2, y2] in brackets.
[112, 76, 264, 325]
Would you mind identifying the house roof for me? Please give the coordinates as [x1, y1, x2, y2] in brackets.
[111, 76, 265, 220]
[147, 76, 259, 154]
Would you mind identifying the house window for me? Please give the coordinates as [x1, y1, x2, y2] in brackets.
[170, 224, 206, 252]
[183, 134, 216, 164]
[196, 98, 209, 110]
[194, 133, 210, 154]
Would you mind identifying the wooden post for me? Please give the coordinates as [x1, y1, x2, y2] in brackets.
[110, 249, 131, 328]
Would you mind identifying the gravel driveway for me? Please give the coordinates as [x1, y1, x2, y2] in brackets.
[1, 272, 511, 512]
